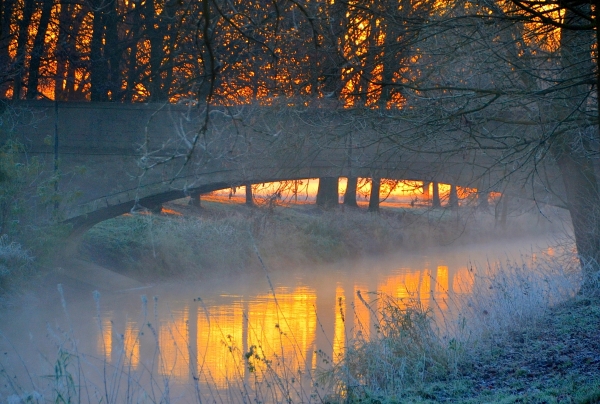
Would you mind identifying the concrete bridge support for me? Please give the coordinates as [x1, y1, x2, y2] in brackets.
[189, 191, 202, 207]
[316, 177, 339, 207]
[5, 101, 563, 234]
[368, 178, 381, 213]
[343, 177, 358, 208]
[422, 181, 430, 201]
[448, 185, 459, 208]
[432, 182, 441, 208]
[245, 183, 254, 206]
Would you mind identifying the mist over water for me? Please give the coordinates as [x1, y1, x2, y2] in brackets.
[0, 232, 564, 401]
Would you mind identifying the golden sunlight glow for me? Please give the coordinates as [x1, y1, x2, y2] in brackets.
[209, 178, 477, 208]
[452, 267, 474, 295]
[332, 285, 346, 362]
[98, 315, 112, 362]
[247, 287, 317, 378]
[124, 319, 140, 368]
[419, 269, 432, 310]
[378, 271, 420, 301]
[197, 303, 244, 388]
[161, 207, 183, 216]
[159, 307, 190, 379]
[92, 258, 487, 384]
[353, 285, 370, 340]
[434, 266, 449, 311]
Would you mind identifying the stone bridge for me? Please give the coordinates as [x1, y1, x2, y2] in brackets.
[3, 101, 563, 233]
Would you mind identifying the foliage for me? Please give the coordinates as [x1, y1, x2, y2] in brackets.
[0, 235, 34, 293]
[0, 140, 46, 236]
[0, 134, 71, 291]
[336, 296, 462, 400]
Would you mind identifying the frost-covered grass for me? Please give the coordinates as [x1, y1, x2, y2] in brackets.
[0, 235, 34, 294]
[80, 201, 558, 281]
[323, 251, 593, 403]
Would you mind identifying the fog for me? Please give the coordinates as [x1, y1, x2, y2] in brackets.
[0, 217, 569, 402]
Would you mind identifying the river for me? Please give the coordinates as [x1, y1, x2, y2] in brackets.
[0, 235, 566, 403]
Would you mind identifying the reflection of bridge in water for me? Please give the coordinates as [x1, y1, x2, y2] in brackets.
[7, 101, 562, 233]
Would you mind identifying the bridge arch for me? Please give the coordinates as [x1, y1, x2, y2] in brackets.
[5, 101, 563, 242]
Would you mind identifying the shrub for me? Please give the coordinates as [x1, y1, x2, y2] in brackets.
[0, 235, 34, 293]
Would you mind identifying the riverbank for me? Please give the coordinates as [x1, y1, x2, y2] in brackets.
[454, 294, 600, 404]
[79, 197, 564, 283]
[342, 294, 600, 404]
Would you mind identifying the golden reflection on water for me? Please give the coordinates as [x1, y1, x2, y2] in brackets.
[353, 284, 370, 340]
[435, 266, 449, 311]
[94, 259, 489, 385]
[197, 301, 244, 387]
[248, 286, 317, 379]
[453, 267, 474, 294]
[332, 285, 346, 362]
[159, 306, 190, 379]
[124, 318, 140, 369]
[98, 313, 112, 362]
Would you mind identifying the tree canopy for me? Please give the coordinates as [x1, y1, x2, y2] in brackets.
[1, 0, 599, 288]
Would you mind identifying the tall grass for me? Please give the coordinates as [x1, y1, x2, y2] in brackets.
[81, 204, 558, 280]
[323, 249, 581, 403]
[0, 235, 34, 294]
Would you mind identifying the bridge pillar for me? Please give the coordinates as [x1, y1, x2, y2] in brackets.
[432, 182, 441, 208]
[422, 181, 431, 200]
[448, 185, 459, 208]
[148, 203, 163, 214]
[188, 192, 202, 207]
[477, 178, 490, 209]
[495, 195, 509, 229]
[343, 177, 358, 208]
[316, 177, 339, 207]
[245, 183, 254, 206]
[368, 177, 380, 213]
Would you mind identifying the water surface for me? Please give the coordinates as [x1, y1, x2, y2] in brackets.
[0, 236, 558, 402]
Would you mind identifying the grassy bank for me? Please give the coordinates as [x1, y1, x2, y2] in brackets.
[79, 198, 562, 281]
[322, 253, 600, 403]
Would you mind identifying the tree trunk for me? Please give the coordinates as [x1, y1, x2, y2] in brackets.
[104, 0, 119, 100]
[432, 181, 441, 208]
[343, 176, 358, 207]
[368, 177, 380, 212]
[245, 183, 254, 206]
[145, 0, 164, 101]
[54, 1, 69, 101]
[422, 181, 430, 199]
[26, 0, 54, 99]
[316, 177, 339, 207]
[554, 144, 600, 289]
[552, 5, 600, 291]
[90, 0, 108, 101]
[12, 0, 35, 100]
[0, 0, 15, 98]
[448, 185, 458, 209]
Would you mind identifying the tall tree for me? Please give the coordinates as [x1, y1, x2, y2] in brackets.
[12, 0, 35, 99]
[27, 0, 55, 99]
